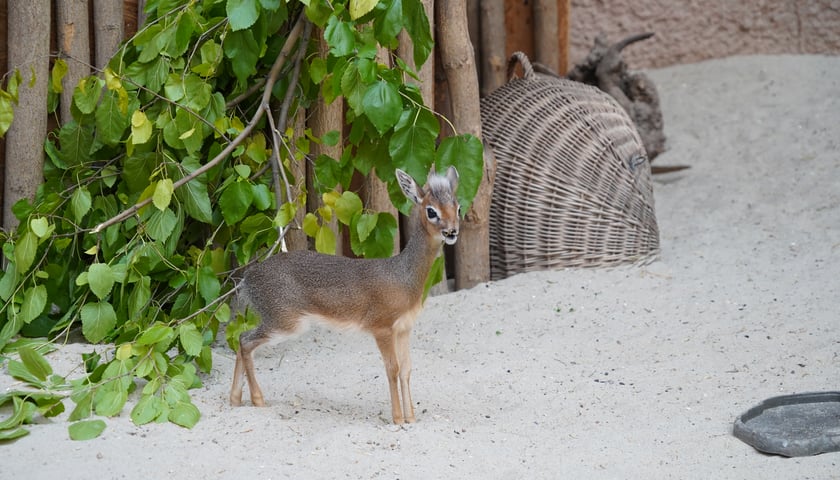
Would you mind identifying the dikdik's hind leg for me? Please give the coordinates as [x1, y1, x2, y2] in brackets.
[230, 333, 270, 407]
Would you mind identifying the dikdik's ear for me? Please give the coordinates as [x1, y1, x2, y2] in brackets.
[445, 166, 459, 192]
[396, 169, 423, 204]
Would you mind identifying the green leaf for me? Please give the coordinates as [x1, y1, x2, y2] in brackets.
[51, 58, 68, 93]
[179, 323, 204, 356]
[145, 207, 178, 242]
[403, 0, 434, 67]
[324, 16, 356, 57]
[435, 134, 484, 213]
[219, 181, 254, 225]
[0, 427, 29, 441]
[0, 261, 18, 302]
[87, 263, 115, 300]
[94, 387, 128, 417]
[29, 217, 49, 238]
[275, 202, 296, 228]
[196, 266, 220, 304]
[14, 230, 38, 273]
[58, 121, 94, 166]
[174, 157, 213, 223]
[68, 419, 107, 440]
[351, 0, 379, 19]
[423, 254, 445, 298]
[389, 122, 436, 182]
[169, 401, 200, 428]
[18, 345, 53, 381]
[80, 301, 117, 343]
[95, 90, 129, 146]
[153, 178, 174, 211]
[363, 81, 402, 134]
[227, 0, 260, 31]
[355, 212, 378, 243]
[341, 61, 366, 115]
[334, 191, 363, 225]
[71, 186, 92, 223]
[128, 275, 151, 320]
[131, 110, 153, 144]
[20, 285, 47, 324]
[68, 391, 92, 421]
[0, 397, 35, 429]
[73, 76, 104, 115]
[136, 323, 174, 347]
[315, 225, 336, 255]
[6, 360, 44, 386]
[224, 30, 259, 86]
[351, 212, 397, 258]
[373, 0, 403, 44]
[0, 94, 15, 137]
[251, 183, 272, 210]
[131, 394, 164, 425]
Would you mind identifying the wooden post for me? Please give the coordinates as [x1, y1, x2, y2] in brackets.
[479, 0, 506, 96]
[558, 0, 570, 75]
[4, 0, 50, 230]
[436, 0, 494, 290]
[56, 0, 91, 124]
[124, 0, 141, 38]
[286, 108, 308, 252]
[364, 46, 399, 255]
[533, 0, 559, 72]
[94, 0, 125, 69]
[307, 31, 343, 254]
[397, 0, 434, 105]
[0, 0, 7, 218]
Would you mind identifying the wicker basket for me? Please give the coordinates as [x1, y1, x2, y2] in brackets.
[482, 52, 660, 280]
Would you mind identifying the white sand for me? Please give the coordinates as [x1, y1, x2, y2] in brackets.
[2, 54, 839, 479]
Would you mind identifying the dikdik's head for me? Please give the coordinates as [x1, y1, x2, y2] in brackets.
[396, 167, 460, 245]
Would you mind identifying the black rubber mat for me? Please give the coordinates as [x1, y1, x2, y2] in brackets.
[734, 392, 840, 457]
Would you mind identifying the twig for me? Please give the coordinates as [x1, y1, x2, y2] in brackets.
[92, 14, 308, 234]
[266, 20, 311, 252]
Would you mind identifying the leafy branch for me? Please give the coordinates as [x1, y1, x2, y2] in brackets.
[92, 13, 308, 235]
[0, 0, 484, 441]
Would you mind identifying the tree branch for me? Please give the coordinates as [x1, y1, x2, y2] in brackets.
[92, 14, 308, 234]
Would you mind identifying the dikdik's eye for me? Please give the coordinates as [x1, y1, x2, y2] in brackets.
[426, 206, 439, 220]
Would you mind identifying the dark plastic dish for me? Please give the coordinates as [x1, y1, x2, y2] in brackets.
[733, 391, 840, 457]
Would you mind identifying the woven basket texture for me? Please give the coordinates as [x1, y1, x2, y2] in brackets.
[481, 52, 660, 280]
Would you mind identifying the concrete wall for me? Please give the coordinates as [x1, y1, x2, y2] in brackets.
[568, 0, 840, 69]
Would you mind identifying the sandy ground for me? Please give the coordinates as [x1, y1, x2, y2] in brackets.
[2, 54, 839, 479]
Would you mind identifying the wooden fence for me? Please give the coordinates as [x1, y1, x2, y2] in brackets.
[0, 0, 569, 290]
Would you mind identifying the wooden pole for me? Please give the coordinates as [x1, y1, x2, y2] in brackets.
[533, 0, 559, 72]
[365, 46, 399, 255]
[436, 0, 494, 290]
[56, 0, 91, 124]
[4, 0, 50, 230]
[397, 0, 434, 105]
[0, 0, 7, 218]
[479, 0, 506, 96]
[307, 31, 343, 254]
[285, 108, 308, 252]
[93, 0, 125, 69]
[558, 0, 570, 74]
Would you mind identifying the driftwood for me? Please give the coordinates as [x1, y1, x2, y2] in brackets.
[566, 32, 666, 161]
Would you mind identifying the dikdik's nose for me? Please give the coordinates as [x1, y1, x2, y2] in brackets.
[442, 229, 458, 244]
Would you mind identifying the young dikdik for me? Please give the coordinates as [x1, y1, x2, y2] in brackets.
[229, 167, 460, 424]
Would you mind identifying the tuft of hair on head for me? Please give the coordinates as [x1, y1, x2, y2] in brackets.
[426, 166, 459, 204]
